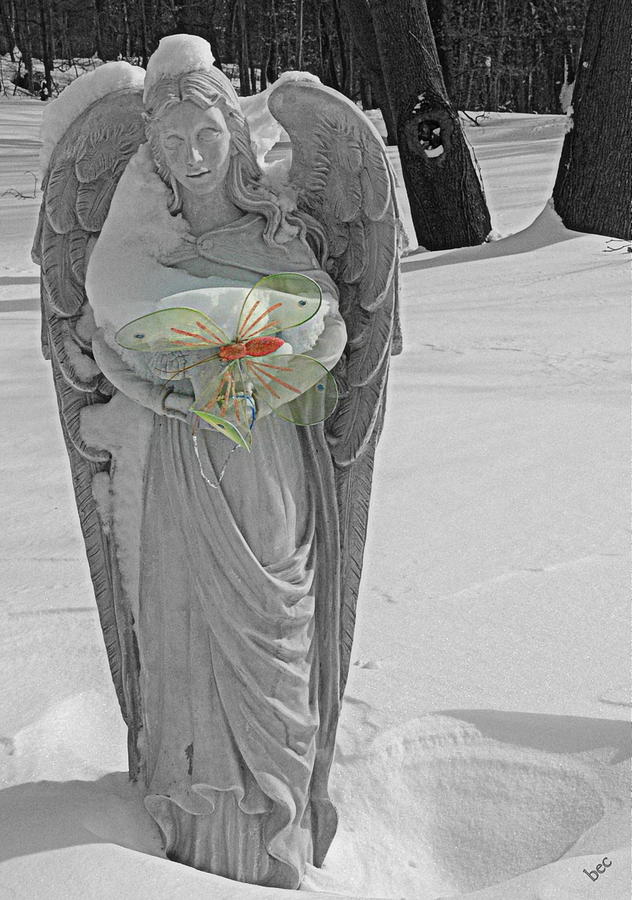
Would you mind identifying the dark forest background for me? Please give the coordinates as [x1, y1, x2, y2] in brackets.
[1, 0, 587, 114]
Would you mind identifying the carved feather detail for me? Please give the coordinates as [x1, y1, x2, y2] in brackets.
[75, 127, 140, 183]
[334, 430, 379, 698]
[359, 217, 397, 311]
[327, 371, 387, 466]
[359, 138, 391, 220]
[45, 160, 79, 234]
[329, 166, 361, 222]
[41, 220, 85, 316]
[35, 87, 145, 777]
[47, 310, 101, 391]
[347, 299, 394, 387]
[54, 389, 142, 771]
[31, 207, 46, 266]
[76, 177, 119, 232]
[325, 221, 349, 259]
[40, 290, 50, 359]
[68, 228, 88, 282]
[340, 220, 366, 283]
[390, 266, 403, 357]
[268, 79, 403, 691]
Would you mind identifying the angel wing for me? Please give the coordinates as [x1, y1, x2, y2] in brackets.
[31, 87, 146, 778]
[268, 79, 404, 699]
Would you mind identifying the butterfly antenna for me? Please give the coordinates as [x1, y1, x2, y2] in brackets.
[162, 351, 221, 386]
[237, 300, 260, 340]
[239, 303, 283, 340]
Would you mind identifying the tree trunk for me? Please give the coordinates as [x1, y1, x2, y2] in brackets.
[332, 0, 351, 96]
[38, 0, 54, 96]
[426, 0, 454, 98]
[13, 0, 34, 92]
[552, 0, 631, 240]
[339, 0, 398, 144]
[206, 1, 223, 71]
[319, 5, 340, 91]
[93, 0, 118, 61]
[368, 0, 492, 249]
[93, 0, 104, 60]
[138, 0, 150, 67]
[359, 71, 372, 108]
[121, 0, 131, 58]
[265, 0, 278, 84]
[208, 23, 223, 70]
[234, 0, 251, 95]
[0, 0, 16, 61]
[296, 0, 304, 69]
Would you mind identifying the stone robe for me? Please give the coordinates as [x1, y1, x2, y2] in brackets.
[90, 211, 344, 888]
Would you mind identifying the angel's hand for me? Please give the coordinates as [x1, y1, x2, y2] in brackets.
[162, 389, 194, 422]
[93, 328, 194, 420]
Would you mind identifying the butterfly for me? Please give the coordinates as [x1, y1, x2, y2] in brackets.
[115, 273, 338, 450]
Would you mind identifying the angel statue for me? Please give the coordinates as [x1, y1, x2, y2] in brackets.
[32, 34, 402, 889]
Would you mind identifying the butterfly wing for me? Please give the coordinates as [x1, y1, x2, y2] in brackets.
[243, 353, 338, 424]
[191, 360, 255, 451]
[115, 307, 230, 353]
[274, 372, 338, 425]
[236, 273, 322, 342]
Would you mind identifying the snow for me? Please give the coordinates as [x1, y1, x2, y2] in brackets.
[144, 34, 215, 102]
[81, 393, 153, 617]
[39, 61, 145, 174]
[564, 106, 574, 133]
[240, 70, 321, 165]
[0, 97, 630, 900]
[84, 142, 195, 331]
[559, 78, 574, 115]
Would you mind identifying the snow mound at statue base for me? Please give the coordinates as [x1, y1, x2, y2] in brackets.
[0, 844, 629, 900]
[0, 699, 628, 899]
[319, 712, 628, 897]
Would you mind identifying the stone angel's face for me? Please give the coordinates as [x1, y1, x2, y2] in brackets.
[156, 101, 232, 196]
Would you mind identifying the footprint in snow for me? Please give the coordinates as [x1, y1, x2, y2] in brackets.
[353, 658, 382, 670]
[0, 736, 15, 755]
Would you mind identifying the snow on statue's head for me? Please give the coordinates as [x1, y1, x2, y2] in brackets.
[144, 34, 243, 127]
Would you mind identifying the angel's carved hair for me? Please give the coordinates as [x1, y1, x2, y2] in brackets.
[143, 71, 326, 264]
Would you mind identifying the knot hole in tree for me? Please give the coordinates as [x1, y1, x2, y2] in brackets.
[404, 107, 454, 164]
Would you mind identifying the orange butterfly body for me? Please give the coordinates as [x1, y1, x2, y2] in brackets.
[218, 336, 285, 361]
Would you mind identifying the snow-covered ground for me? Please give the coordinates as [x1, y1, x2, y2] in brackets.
[0, 98, 629, 900]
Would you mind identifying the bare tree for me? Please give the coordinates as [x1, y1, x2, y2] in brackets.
[233, 0, 252, 95]
[553, 0, 631, 240]
[37, 0, 54, 94]
[13, 0, 34, 92]
[343, 0, 491, 249]
[339, 0, 397, 142]
[0, 0, 17, 61]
